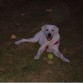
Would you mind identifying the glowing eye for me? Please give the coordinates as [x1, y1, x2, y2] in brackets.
[46, 29, 48, 31]
[52, 29, 54, 31]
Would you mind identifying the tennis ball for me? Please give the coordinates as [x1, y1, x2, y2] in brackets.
[48, 54, 53, 59]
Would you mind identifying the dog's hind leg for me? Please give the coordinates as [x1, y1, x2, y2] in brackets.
[15, 31, 41, 45]
[15, 38, 37, 45]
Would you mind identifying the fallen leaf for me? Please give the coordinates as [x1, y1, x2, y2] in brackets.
[11, 34, 17, 39]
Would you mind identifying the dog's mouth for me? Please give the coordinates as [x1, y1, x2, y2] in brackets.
[46, 33, 53, 41]
[47, 36, 53, 41]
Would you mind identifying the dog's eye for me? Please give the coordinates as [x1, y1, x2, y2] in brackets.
[51, 29, 54, 31]
[46, 29, 48, 31]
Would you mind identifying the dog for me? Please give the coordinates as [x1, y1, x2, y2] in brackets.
[15, 24, 70, 62]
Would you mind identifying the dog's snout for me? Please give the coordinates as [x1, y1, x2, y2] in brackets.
[48, 33, 51, 37]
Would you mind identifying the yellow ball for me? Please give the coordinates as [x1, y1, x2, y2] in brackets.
[48, 54, 53, 59]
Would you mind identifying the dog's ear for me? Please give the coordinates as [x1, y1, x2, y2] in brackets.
[41, 25, 47, 32]
[54, 25, 59, 35]
[55, 26, 59, 32]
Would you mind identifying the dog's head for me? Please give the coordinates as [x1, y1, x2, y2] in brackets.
[41, 24, 59, 41]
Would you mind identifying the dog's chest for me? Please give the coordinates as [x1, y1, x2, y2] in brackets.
[45, 39, 59, 52]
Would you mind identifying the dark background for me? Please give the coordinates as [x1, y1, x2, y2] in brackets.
[0, 0, 83, 82]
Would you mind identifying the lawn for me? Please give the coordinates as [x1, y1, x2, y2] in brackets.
[0, 0, 83, 82]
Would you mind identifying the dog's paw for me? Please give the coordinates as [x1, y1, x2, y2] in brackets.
[15, 41, 21, 45]
[34, 56, 40, 60]
[63, 58, 70, 63]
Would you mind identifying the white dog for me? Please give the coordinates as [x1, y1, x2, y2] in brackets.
[15, 24, 70, 62]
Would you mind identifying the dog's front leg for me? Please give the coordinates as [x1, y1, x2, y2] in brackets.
[34, 44, 46, 59]
[53, 51, 70, 62]
[34, 49, 43, 60]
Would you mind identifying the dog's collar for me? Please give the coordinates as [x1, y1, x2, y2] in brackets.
[54, 41, 59, 45]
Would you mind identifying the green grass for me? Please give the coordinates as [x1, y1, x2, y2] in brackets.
[0, 0, 83, 82]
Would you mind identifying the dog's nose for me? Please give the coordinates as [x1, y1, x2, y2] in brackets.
[48, 33, 51, 37]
